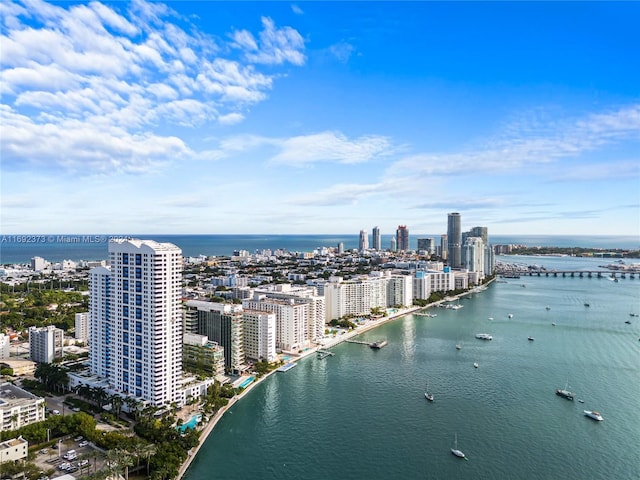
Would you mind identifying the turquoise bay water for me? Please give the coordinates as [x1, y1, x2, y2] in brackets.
[184, 256, 640, 480]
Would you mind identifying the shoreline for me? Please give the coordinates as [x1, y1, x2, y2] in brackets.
[176, 282, 492, 479]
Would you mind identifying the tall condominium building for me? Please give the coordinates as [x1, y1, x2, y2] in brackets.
[396, 225, 409, 251]
[372, 226, 381, 251]
[28, 326, 63, 363]
[462, 237, 486, 278]
[467, 226, 488, 245]
[0, 334, 11, 360]
[413, 270, 456, 300]
[358, 230, 369, 252]
[324, 276, 388, 322]
[0, 384, 46, 432]
[447, 213, 462, 268]
[243, 294, 310, 352]
[417, 238, 435, 254]
[185, 300, 245, 375]
[439, 234, 447, 260]
[390, 237, 397, 252]
[182, 333, 225, 378]
[75, 312, 89, 342]
[89, 239, 183, 407]
[242, 310, 277, 362]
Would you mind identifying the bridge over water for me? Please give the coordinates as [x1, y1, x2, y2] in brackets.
[500, 270, 637, 279]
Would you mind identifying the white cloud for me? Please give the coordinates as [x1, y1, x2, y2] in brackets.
[386, 104, 640, 178]
[271, 131, 393, 165]
[291, 4, 304, 15]
[328, 41, 355, 63]
[0, 0, 306, 174]
[233, 17, 306, 66]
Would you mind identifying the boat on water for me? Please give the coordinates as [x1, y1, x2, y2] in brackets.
[584, 302, 590, 307]
[507, 313, 514, 318]
[625, 320, 632, 324]
[450, 433, 466, 459]
[552, 322, 556, 326]
[473, 362, 478, 368]
[528, 336, 535, 341]
[584, 410, 603, 421]
[546, 306, 551, 310]
[556, 378, 575, 401]
[456, 343, 462, 350]
[424, 380, 434, 402]
[475, 333, 493, 340]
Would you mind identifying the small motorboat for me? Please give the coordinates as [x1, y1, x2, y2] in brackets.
[473, 362, 479, 368]
[584, 410, 603, 421]
[528, 336, 535, 341]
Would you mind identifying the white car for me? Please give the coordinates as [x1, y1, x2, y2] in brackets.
[77, 459, 89, 467]
[78, 440, 89, 447]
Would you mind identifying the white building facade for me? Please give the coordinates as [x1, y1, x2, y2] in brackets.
[75, 312, 89, 342]
[28, 326, 63, 363]
[242, 310, 277, 362]
[89, 239, 183, 407]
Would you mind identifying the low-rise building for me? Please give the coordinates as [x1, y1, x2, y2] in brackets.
[0, 436, 28, 464]
[0, 383, 46, 432]
[0, 359, 36, 376]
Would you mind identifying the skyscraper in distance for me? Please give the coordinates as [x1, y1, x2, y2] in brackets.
[447, 213, 462, 268]
[372, 226, 381, 251]
[359, 230, 369, 251]
[396, 225, 409, 251]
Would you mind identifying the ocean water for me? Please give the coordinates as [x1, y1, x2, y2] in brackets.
[0, 234, 637, 264]
[183, 256, 640, 480]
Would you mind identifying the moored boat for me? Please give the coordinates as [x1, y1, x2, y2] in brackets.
[556, 378, 574, 400]
[450, 433, 465, 459]
[475, 333, 493, 340]
[584, 410, 603, 421]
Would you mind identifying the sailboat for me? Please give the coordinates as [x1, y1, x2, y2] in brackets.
[451, 433, 466, 458]
[424, 380, 434, 402]
[556, 377, 575, 401]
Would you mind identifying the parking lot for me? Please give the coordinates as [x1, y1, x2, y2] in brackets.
[33, 437, 105, 478]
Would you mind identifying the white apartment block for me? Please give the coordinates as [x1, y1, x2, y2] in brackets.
[0, 334, 10, 360]
[386, 274, 414, 308]
[75, 312, 89, 342]
[413, 270, 456, 300]
[324, 276, 388, 322]
[30, 256, 48, 272]
[0, 437, 28, 464]
[462, 237, 485, 280]
[243, 294, 308, 352]
[0, 384, 46, 432]
[242, 310, 277, 362]
[254, 284, 326, 343]
[28, 325, 63, 363]
[89, 239, 183, 407]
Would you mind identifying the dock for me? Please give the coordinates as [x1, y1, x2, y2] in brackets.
[276, 362, 297, 372]
[316, 349, 335, 359]
[345, 339, 388, 349]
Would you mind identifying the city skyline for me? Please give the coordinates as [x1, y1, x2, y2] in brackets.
[1, 1, 639, 236]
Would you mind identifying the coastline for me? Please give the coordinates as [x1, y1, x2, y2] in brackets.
[176, 281, 491, 479]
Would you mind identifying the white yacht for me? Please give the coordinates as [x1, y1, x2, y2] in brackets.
[584, 410, 603, 421]
[475, 333, 493, 340]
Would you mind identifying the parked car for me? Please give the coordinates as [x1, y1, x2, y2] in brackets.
[52, 409, 61, 415]
[78, 440, 89, 447]
[77, 459, 89, 467]
[74, 436, 83, 442]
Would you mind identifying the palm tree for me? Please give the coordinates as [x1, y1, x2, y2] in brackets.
[93, 386, 108, 409]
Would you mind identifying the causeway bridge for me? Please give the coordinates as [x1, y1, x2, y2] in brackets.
[500, 270, 637, 279]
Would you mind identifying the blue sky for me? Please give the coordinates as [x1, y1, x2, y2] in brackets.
[1, 0, 639, 237]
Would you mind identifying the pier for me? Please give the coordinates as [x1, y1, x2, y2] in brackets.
[316, 349, 335, 359]
[345, 339, 388, 349]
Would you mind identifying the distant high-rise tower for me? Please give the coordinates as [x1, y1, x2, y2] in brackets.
[89, 239, 183, 407]
[390, 236, 397, 252]
[417, 238, 435, 254]
[359, 230, 369, 251]
[372, 226, 381, 251]
[396, 225, 409, 251]
[447, 213, 462, 268]
[338, 242, 344, 254]
[440, 234, 447, 260]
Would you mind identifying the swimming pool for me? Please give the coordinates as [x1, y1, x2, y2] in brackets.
[239, 376, 255, 388]
[177, 413, 202, 433]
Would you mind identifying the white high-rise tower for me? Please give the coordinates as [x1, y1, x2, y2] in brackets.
[89, 239, 183, 407]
